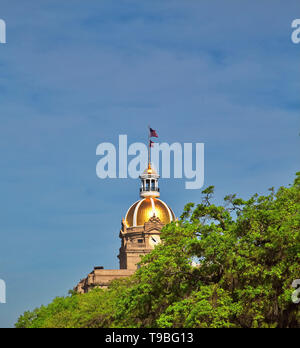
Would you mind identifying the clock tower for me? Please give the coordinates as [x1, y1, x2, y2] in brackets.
[118, 163, 175, 270]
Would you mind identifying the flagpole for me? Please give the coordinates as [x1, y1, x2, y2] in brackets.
[148, 131, 151, 169]
[147, 126, 158, 171]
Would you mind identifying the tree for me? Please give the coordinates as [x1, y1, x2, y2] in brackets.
[16, 173, 300, 328]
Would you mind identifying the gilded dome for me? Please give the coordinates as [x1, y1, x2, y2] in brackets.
[125, 197, 175, 227]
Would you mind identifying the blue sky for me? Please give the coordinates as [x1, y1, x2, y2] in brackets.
[0, 0, 299, 327]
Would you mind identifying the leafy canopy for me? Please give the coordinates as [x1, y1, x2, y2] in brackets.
[16, 173, 300, 328]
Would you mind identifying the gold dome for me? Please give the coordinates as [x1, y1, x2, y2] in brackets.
[125, 197, 175, 227]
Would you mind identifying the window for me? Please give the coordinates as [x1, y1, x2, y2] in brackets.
[151, 180, 155, 191]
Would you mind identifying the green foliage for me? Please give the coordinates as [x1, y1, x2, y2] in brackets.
[16, 173, 300, 328]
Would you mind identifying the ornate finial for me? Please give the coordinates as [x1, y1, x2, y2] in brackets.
[121, 218, 128, 229]
[148, 215, 161, 224]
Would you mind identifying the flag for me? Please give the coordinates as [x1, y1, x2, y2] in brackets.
[149, 127, 158, 138]
[149, 140, 155, 147]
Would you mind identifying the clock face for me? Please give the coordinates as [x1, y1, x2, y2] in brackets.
[149, 235, 161, 247]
